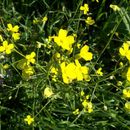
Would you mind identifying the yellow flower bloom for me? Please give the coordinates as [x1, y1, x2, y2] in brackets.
[75, 60, 90, 81]
[65, 63, 77, 80]
[125, 101, 130, 111]
[50, 67, 58, 75]
[3, 64, 9, 69]
[87, 102, 93, 113]
[85, 17, 95, 25]
[0, 40, 14, 54]
[123, 87, 130, 98]
[80, 90, 85, 96]
[73, 109, 80, 115]
[82, 100, 88, 108]
[7, 23, 19, 33]
[80, 45, 93, 61]
[119, 42, 129, 56]
[80, 3, 89, 15]
[12, 33, 20, 41]
[43, 87, 53, 98]
[96, 68, 103, 76]
[25, 52, 36, 65]
[127, 67, 130, 81]
[60, 60, 90, 84]
[110, 4, 120, 11]
[60, 62, 76, 84]
[42, 16, 48, 22]
[54, 29, 75, 51]
[119, 42, 130, 61]
[24, 115, 34, 125]
[82, 100, 93, 113]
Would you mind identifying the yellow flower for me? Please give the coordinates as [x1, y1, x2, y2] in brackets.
[0, 40, 14, 54]
[24, 115, 34, 125]
[73, 109, 80, 115]
[3, 64, 9, 69]
[85, 17, 95, 25]
[50, 67, 58, 75]
[54, 29, 75, 51]
[125, 102, 130, 111]
[7, 23, 19, 33]
[12, 33, 20, 41]
[82, 100, 88, 108]
[96, 68, 103, 76]
[60, 62, 76, 84]
[80, 90, 85, 96]
[25, 52, 36, 65]
[42, 16, 48, 22]
[110, 4, 120, 11]
[119, 42, 130, 61]
[80, 3, 89, 15]
[65, 63, 77, 80]
[75, 60, 90, 81]
[80, 45, 93, 61]
[127, 67, 130, 81]
[123, 87, 130, 98]
[60, 60, 90, 84]
[119, 42, 129, 56]
[43, 87, 53, 98]
[82, 100, 93, 113]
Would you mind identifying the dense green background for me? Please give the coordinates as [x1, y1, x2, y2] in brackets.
[1, 0, 130, 130]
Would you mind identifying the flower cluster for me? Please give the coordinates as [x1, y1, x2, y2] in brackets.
[80, 91, 93, 113]
[7, 23, 20, 41]
[47, 28, 93, 84]
[119, 41, 130, 82]
[17, 52, 36, 79]
[73, 90, 93, 115]
[80, 3, 95, 25]
[60, 60, 90, 84]
[119, 41, 130, 112]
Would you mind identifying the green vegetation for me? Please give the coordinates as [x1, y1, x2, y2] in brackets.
[1, 0, 130, 129]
